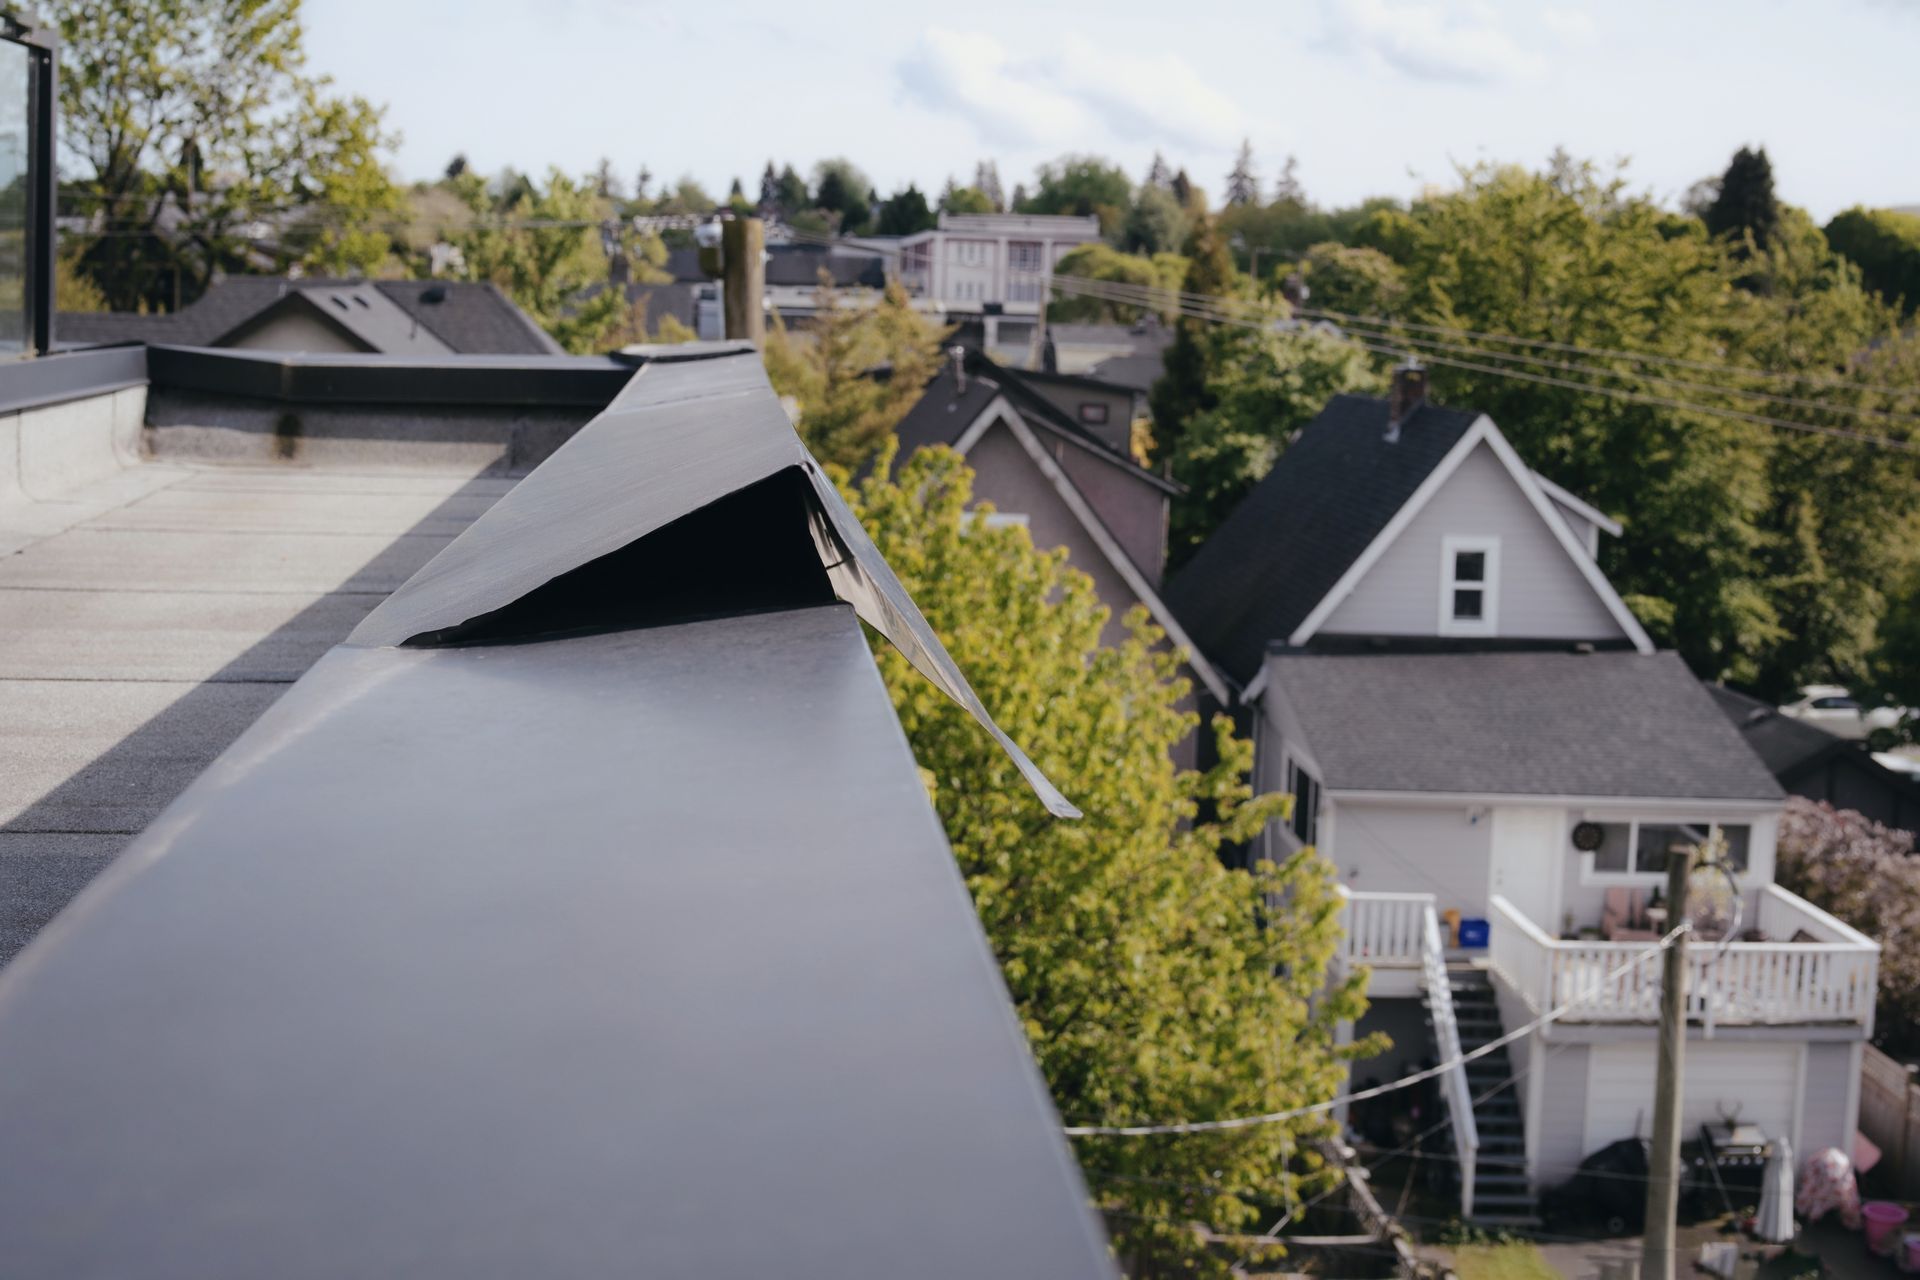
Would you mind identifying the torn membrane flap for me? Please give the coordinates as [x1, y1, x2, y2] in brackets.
[350, 350, 1079, 819]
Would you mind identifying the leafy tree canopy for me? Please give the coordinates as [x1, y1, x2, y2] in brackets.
[762, 278, 939, 470]
[1825, 206, 1920, 316]
[842, 441, 1369, 1277]
[1048, 242, 1188, 325]
[442, 168, 622, 353]
[1022, 153, 1133, 238]
[53, 0, 401, 309]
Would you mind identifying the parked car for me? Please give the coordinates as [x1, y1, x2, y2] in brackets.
[1779, 685, 1907, 750]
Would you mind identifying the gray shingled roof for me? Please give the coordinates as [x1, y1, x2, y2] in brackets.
[1269, 650, 1783, 801]
[893, 349, 1178, 493]
[1164, 394, 1482, 683]
[59, 278, 561, 356]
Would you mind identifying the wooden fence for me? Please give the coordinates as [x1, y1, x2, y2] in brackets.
[1862, 1044, 1920, 1199]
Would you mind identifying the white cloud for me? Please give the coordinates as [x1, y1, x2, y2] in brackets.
[1319, 0, 1549, 85]
[896, 28, 1246, 154]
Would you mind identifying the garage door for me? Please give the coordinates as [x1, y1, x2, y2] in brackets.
[1584, 1042, 1801, 1150]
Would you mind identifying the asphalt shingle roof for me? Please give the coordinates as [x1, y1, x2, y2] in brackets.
[890, 349, 1178, 493]
[1163, 393, 1482, 683]
[58, 278, 561, 356]
[1270, 650, 1783, 801]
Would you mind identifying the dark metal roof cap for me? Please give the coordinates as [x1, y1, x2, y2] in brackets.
[351, 351, 1078, 819]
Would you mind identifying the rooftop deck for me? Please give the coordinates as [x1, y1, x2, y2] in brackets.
[0, 382, 522, 961]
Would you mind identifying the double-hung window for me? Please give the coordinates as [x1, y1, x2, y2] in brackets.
[1439, 535, 1500, 637]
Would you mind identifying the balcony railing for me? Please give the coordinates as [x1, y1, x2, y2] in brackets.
[1488, 887, 1879, 1033]
[1335, 887, 1429, 971]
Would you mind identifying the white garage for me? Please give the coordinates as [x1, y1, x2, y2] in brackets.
[1583, 1041, 1803, 1151]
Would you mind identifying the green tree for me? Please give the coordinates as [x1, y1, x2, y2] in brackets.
[1024, 154, 1133, 238]
[1048, 242, 1187, 324]
[1167, 320, 1386, 565]
[875, 184, 936, 235]
[762, 278, 939, 469]
[1704, 146, 1782, 256]
[1291, 242, 1405, 317]
[973, 159, 1005, 211]
[1352, 160, 1918, 691]
[939, 183, 993, 215]
[1149, 214, 1239, 459]
[1224, 139, 1259, 207]
[844, 443, 1369, 1277]
[1123, 183, 1191, 256]
[446, 168, 622, 353]
[1825, 206, 1920, 316]
[52, 0, 401, 310]
[812, 158, 873, 234]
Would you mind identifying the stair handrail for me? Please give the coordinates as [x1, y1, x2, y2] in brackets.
[1421, 903, 1479, 1221]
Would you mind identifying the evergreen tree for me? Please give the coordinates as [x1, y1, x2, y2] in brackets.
[592, 157, 622, 199]
[813, 158, 873, 234]
[973, 159, 1005, 211]
[1171, 168, 1197, 211]
[1705, 146, 1782, 253]
[445, 153, 469, 181]
[758, 161, 780, 211]
[1225, 139, 1259, 207]
[775, 164, 809, 215]
[1145, 150, 1174, 190]
[1009, 181, 1029, 211]
[1149, 215, 1238, 458]
[875, 184, 936, 235]
[1273, 154, 1304, 207]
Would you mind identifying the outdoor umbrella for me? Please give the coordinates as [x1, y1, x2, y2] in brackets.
[1756, 1135, 1795, 1243]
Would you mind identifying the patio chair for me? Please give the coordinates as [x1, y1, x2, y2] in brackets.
[1602, 887, 1658, 942]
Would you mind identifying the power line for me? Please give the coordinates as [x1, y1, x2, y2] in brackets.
[1063, 924, 1686, 1136]
[1047, 275, 1920, 455]
[1050, 270, 1920, 400]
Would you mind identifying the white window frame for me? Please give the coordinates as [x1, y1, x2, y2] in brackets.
[1439, 534, 1501, 637]
[1576, 817, 1752, 885]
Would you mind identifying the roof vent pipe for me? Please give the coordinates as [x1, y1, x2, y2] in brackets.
[948, 345, 967, 395]
[1385, 356, 1427, 442]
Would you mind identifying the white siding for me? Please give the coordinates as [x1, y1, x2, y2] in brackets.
[1584, 1041, 1802, 1152]
[224, 310, 362, 354]
[1798, 1041, 1862, 1158]
[1533, 1041, 1592, 1189]
[1490, 807, 1564, 931]
[1329, 801, 1492, 922]
[1321, 443, 1627, 642]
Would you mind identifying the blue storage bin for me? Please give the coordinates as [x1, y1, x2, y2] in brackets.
[1457, 917, 1490, 949]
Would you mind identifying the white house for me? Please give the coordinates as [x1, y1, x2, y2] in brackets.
[1165, 367, 1881, 1223]
[871, 212, 1101, 317]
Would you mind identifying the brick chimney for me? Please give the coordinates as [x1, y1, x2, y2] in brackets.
[1385, 357, 1427, 442]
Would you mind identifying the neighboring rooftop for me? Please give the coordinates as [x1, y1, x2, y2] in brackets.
[1268, 650, 1784, 801]
[58, 277, 563, 356]
[894, 348, 1177, 495]
[1165, 393, 1483, 683]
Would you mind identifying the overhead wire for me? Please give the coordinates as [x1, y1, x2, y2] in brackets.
[1046, 275, 1920, 454]
[1063, 922, 1687, 1137]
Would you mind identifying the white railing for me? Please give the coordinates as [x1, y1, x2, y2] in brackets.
[1422, 904, 1478, 1220]
[1335, 887, 1430, 970]
[1488, 890, 1879, 1032]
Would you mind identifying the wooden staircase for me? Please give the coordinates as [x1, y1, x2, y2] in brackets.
[1444, 967, 1538, 1224]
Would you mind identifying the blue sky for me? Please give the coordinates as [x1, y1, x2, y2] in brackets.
[302, 0, 1918, 221]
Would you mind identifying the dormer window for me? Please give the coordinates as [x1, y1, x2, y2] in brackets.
[1439, 535, 1500, 636]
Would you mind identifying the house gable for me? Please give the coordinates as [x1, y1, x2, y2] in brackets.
[1291, 418, 1653, 653]
[955, 400, 1229, 705]
[1318, 440, 1630, 644]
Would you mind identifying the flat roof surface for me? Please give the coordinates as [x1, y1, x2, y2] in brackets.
[0, 451, 508, 960]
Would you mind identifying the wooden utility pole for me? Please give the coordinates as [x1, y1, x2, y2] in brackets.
[1641, 844, 1693, 1280]
[721, 216, 765, 345]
